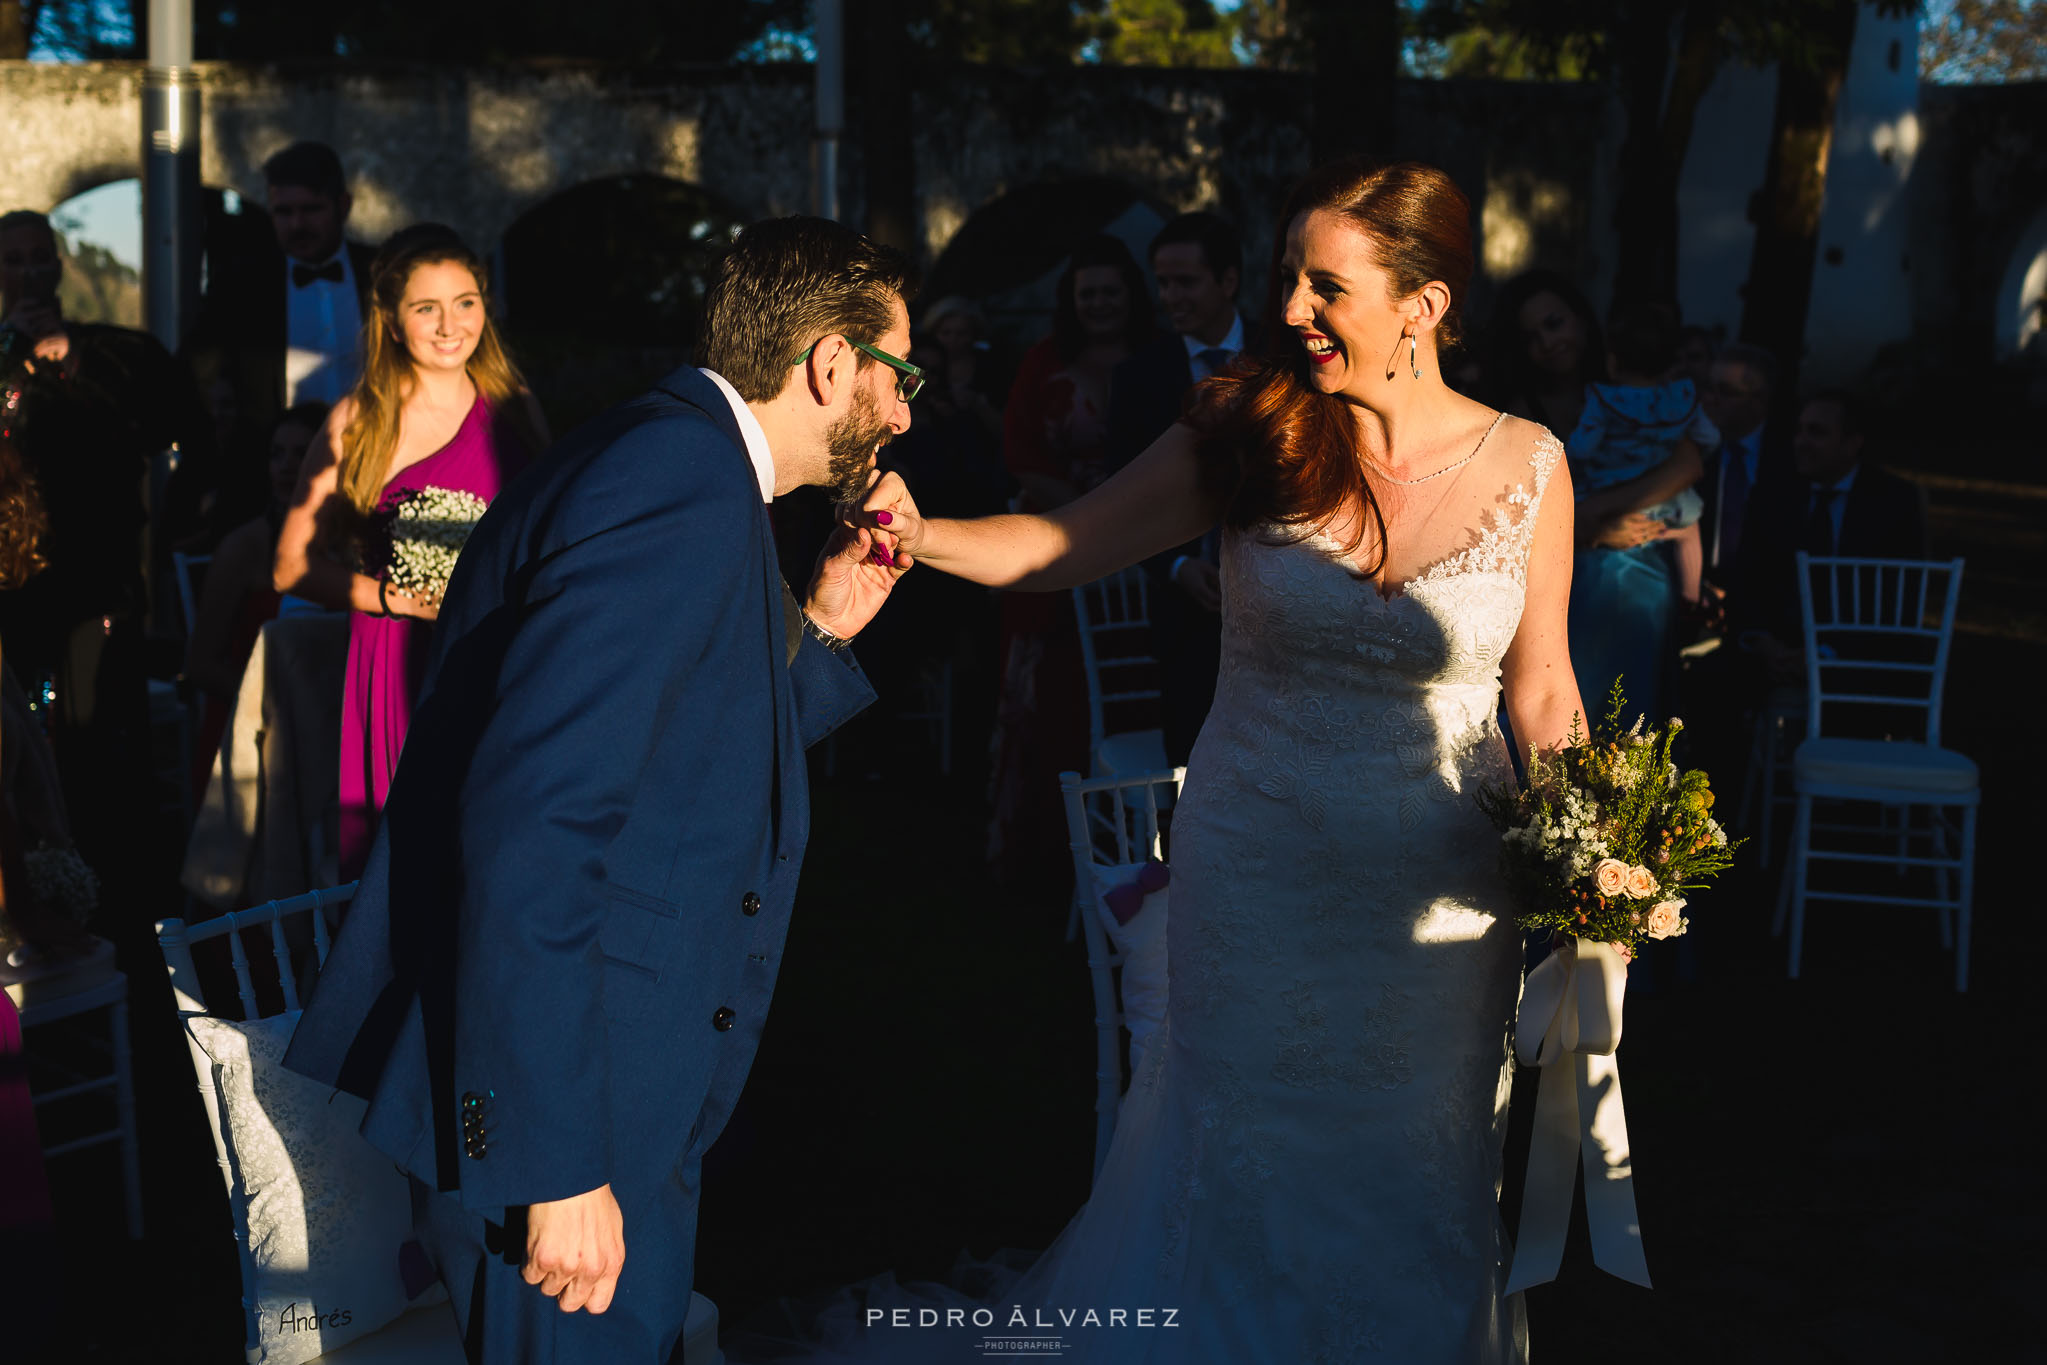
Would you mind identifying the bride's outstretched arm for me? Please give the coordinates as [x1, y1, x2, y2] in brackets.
[858, 423, 1221, 591]
[1502, 455, 1587, 756]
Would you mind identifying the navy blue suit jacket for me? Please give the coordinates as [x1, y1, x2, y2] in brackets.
[284, 367, 874, 1227]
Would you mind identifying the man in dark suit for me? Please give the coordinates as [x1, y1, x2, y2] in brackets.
[186, 142, 376, 517]
[1731, 388, 1929, 672]
[1105, 212, 1248, 765]
[1698, 341, 1780, 591]
[285, 217, 921, 1362]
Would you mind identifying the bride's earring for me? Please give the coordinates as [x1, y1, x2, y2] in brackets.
[1409, 332, 1420, 380]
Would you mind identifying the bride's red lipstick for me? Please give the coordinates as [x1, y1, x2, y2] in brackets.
[1301, 332, 1340, 366]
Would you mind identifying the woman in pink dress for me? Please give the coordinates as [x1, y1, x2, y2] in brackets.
[275, 226, 548, 877]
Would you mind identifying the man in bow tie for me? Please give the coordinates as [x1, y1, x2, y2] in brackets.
[1106, 212, 1252, 766]
[186, 141, 377, 485]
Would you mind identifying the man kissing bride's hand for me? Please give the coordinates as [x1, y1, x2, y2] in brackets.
[805, 469, 921, 641]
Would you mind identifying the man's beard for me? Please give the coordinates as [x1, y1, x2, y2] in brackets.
[824, 386, 891, 504]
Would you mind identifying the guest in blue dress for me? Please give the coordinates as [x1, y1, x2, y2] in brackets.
[1565, 302, 1714, 725]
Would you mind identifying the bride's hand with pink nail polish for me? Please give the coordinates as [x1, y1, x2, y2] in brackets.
[854, 470, 924, 565]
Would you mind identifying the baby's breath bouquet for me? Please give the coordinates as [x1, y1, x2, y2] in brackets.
[24, 843, 99, 926]
[1477, 681, 1738, 957]
[382, 486, 491, 603]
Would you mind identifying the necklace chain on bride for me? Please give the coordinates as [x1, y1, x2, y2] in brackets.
[1375, 410, 1504, 486]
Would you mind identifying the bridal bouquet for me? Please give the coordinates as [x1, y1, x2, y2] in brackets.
[382, 486, 491, 603]
[1477, 682, 1738, 957]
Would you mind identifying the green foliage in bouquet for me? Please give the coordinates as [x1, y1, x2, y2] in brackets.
[1476, 680, 1741, 952]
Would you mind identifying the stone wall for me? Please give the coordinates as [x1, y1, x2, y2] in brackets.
[6, 58, 2040, 365]
[1, 59, 1606, 298]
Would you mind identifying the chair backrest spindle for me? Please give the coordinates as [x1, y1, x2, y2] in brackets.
[226, 918, 259, 1018]
[1071, 567, 1164, 760]
[1796, 554, 1964, 746]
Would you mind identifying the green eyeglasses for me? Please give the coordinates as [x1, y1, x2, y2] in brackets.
[790, 337, 926, 402]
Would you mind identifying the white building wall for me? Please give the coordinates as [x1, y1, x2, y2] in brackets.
[1804, 8, 1921, 381]
[1671, 8, 1920, 381]
[1673, 59, 1776, 343]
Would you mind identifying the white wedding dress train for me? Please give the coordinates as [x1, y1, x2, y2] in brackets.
[744, 431, 1560, 1364]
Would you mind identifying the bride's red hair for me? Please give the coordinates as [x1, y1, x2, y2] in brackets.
[1186, 158, 1474, 573]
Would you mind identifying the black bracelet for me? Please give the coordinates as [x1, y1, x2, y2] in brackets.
[800, 610, 852, 653]
[377, 578, 391, 617]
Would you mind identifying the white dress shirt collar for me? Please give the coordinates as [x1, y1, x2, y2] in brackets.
[1811, 463, 1859, 546]
[699, 367, 777, 503]
[1813, 463, 1859, 497]
[1182, 313, 1246, 367]
[283, 248, 362, 407]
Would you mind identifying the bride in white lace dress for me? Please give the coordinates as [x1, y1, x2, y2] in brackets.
[858, 159, 1586, 1363]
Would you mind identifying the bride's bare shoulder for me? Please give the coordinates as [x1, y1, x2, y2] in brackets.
[1492, 411, 1560, 456]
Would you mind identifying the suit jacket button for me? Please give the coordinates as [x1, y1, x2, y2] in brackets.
[741, 891, 761, 916]
[712, 1006, 736, 1032]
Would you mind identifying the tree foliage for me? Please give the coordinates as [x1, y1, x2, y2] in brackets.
[1084, 0, 1308, 67]
[14, 0, 812, 62]
[1920, 0, 2047, 82]
[8, 0, 1332, 67]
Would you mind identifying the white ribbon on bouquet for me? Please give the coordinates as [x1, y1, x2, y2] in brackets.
[1503, 936, 1652, 1293]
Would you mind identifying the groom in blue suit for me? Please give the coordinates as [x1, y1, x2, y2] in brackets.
[285, 217, 924, 1362]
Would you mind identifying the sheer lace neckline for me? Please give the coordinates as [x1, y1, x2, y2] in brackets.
[1294, 430, 1563, 604]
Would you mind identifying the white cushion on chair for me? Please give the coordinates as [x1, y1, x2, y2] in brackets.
[2, 935, 118, 1012]
[1793, 738, 1979, 795]
[1088, 865, 1168, 1057]
[187, 1010, 425, 1365]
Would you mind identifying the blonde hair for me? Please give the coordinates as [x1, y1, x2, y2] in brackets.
[337, 226, 533, 516]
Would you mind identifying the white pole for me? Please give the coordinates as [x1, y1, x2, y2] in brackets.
[142, 0, 200, 349]
[814, 0, 843, 221]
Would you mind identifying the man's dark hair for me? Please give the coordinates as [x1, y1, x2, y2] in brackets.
[698, 216, 918, 403]
[262, 142, 348, 200]
[1149, 211, 1242, 282]
[1713, 341, 1778, 395]
[1605, 299, 1680, 376]
[1804, 387, 1870, 440]
[0, 209, 51, 239]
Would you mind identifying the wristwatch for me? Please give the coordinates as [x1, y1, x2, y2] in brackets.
[800, 609, 852, 653]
